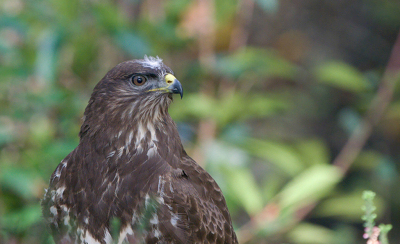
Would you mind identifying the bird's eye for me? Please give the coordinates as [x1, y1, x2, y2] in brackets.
[132, 75, 147, 86]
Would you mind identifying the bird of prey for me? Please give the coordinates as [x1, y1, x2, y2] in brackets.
[42, 56, 238, 244]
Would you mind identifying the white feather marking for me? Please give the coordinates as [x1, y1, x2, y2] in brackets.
[60, 204, 71, 230]
[114, 174, 120, 196]
[104, 229, 113, 244]
[137, 145, 143, 154]
[126, 131, 133, 146]
[118, 226, 133, 244]
[132, 212, 137, 225]
[166, 204, 173, 211]
[150, 214, 159, 225]
[128, 101, 137, 118]
[153, 109, 159, 121]
[51, 190, 56, 201]
[56, 186, 66, 199]
[50, 206, 57, 216]
[157, 195, 164, 204]
[118, 146, 124, 157]
[154, 229, 161, 238]
[145, 194, 150, 208]
[107, 151, 115, 158]
[169, 182, 174, 193]
[157, 175, 166, 204]
[138, 55, 163, 70]
[135, 123, 146, 145]
[170, 213, 179, 227]
[134, 121, 160, 151]
[54, 169, 61, 178]
[60, 204, 68, 212]
[147, 123, 157, 142]
[54, 160, 67, 179]
[60, 161, 67, 172]
[157, 175, 163, 193]
[142, 99, 152, 114]
[147, 146, 157, 158]
[80, 229, 101, 244]
[84, 217, 89, 224]
[64, 214, 70, 226]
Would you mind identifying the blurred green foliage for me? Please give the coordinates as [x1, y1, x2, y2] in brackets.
[1, 0, 400, 243]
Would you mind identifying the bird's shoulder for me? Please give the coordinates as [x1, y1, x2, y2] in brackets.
[42, 146, 238, 243]
[150, 155, 237, 243]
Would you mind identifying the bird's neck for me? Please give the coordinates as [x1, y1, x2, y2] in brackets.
[80, 106, 184, 164]
[130, 113, 184, 159]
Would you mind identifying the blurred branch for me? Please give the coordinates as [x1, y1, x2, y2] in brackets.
[194, 0, 217, 69]
[229, 0, 255, 51]
[192, 0, 255, 166]
[189, 0, 217, 166]
[218, 0, 255, 96]
[332, 31, 400, 173]
[237, 31, 400, 243]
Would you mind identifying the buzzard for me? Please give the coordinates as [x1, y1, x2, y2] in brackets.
[42, 56, 238, 244]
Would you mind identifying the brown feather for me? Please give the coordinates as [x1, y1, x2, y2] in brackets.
[42, 57, 238, 244]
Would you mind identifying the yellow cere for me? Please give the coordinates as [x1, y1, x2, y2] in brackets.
[147, 73, 177, 93]
[165, 74, 177, 85]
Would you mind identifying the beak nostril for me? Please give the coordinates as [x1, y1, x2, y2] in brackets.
[165, 74, 177, 85]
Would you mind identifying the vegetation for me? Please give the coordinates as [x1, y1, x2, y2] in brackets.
[362, 191, 392, 244]
[0, 0, 399, 243]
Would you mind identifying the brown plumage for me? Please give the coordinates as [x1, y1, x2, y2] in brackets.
[42, 56, 238, 244]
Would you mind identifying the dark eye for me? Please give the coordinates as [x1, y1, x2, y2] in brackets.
[131, 75, 147, 86]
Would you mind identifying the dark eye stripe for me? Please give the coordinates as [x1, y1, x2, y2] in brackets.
[132, 72, 158, 78]
[147, 74, 158, 79]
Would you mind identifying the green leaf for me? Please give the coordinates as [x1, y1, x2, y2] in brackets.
[278, 164, 342, 208]
[170, 93, 289, 127]
[0, 204, 43, 233]
[169, 93, 214, 120]
[0, 168, 40, 200]
[214, 93, 289, 127]
[246, 139, 306, 176]
[93, 1, 128, 32]
[384, 101, 400, 119]
[35, 29, 60, 86]
[215, 0, 239, 24]
[314, 192, 385, 221]
[216, 48, 297, 79]
[0, 121, 15, 146]
[28, 115, 56, 144]
[226, 167, 264, 215]
[205, 141, 249, 168]
[314, 61, 371, 92]
[241, 95, 290, 120]
[352, 150, 382, 170]
[287, 223, 334, 244]
[295, 139, 330, 166]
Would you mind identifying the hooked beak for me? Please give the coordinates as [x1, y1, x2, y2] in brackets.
[147, 73, 183, 99]
[165, 74, 183, 99]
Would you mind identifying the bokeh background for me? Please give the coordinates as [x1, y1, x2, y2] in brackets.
[1, 0, 400, 243]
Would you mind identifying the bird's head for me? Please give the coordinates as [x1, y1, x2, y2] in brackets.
[104, 55, 182, 100]
[101, 55, 182, 101]
[80, 56, 183, 139]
